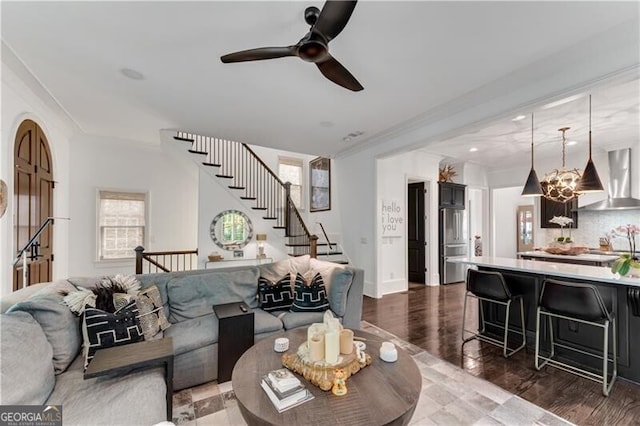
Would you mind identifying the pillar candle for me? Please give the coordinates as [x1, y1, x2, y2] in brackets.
[325, 330, 339, 364]
[307, 323, 325, 349]
[309, 333, 325, 362]
[340, 329, 354, 354]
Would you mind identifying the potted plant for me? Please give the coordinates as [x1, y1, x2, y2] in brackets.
[609, 224, 640, 277]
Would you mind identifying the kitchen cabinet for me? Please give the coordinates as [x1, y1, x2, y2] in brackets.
[540, 197, 578, 228]
[438, 182, 466, 209]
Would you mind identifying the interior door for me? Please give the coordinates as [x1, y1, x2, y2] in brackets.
[517, 205, 535, 252]
[408, 182, 425, 283]
[13, 120, 54, 290]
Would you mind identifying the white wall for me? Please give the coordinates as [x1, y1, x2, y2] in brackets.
[377, 151, 442, 296]
[492, 187, 535, 258]
[1, 52, 75, 296]
[67, 134, 198, 277]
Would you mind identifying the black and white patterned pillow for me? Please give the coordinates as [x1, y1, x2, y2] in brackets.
[290, 272, 330, 313]
[258, 274, 294, 312]
[82, 300, 143, 370]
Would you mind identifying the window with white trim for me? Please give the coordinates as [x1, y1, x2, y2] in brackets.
[278, 157, 304, 209]
[98, 190, 146, 260]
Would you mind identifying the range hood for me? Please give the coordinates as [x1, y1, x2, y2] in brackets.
[579, 148, 640, 210]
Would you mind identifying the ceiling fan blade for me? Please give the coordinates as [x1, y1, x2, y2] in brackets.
[316, 55, 363, 92]
[220, 46, 297, 63]
[313, 1, 358, 42]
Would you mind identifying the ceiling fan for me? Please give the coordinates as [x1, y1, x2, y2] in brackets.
[220, 1, 363, 92]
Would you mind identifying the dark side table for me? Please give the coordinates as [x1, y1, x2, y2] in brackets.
[84, 337, 174, 421]
[213, 301, 254, 383]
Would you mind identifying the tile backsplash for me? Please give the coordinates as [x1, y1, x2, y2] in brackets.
[537, 210, 640, 250]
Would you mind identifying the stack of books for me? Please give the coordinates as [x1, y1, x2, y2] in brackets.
[261, 368, 314, 413]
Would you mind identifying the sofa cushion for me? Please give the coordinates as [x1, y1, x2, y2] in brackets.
[0, 312, 55, 405]
[258, 274, 294, 312]
[253, 308, 285, 335]
[164, 313, 219, 356]
[167, 268, 260, 322]
[307, 258, 354, 317]
[46, 356, 166, 426]
[82, 301, 144, 369]
[7, 279, 81, 374]
[291, 272, 330, 312]
[279, 311, 329, 330]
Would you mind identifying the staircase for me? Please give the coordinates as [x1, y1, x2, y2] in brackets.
[173, 131, 318, 258]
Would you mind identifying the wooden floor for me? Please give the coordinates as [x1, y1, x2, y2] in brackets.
[363, 282, 640, 425]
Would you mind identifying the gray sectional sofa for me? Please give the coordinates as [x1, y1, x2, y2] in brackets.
[0, 255, 364, 425]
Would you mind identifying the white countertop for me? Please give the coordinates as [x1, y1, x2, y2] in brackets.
[517, 251, 618, 262]
[448, 256, 640, 287]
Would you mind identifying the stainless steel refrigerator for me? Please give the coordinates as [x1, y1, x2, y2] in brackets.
[439, 208, 468, 284]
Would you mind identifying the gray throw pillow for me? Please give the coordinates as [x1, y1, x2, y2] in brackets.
[7, 280, 81, 374]
[0, 312, 55, 404]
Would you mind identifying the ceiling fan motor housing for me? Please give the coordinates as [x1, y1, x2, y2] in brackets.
[305, 6, 320, 25]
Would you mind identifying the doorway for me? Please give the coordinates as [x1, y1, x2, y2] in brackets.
[13, 120, 54, 290]
[408, 181, 426, 283]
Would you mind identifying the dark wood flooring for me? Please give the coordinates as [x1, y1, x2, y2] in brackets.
[362, 282, 640, 425]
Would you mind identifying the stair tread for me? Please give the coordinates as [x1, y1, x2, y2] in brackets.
[240, 197, 257, 200]
[202, 162, 221, 167]
[188, 150, 207, 155]
[229, 186, 245, 190]
[263, 217, 277, 220]
[174, 136, 194, 142]
[316, 252, 343, 256]
[273, 226, 286, 229]
[252, 207, 268, 210]
[215, 175, 233, 179]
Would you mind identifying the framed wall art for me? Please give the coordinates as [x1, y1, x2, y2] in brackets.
[309, 157, 331, 212]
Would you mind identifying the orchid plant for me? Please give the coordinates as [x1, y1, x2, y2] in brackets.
[549, 216, 574, 242]
[610, 224, 640, 276]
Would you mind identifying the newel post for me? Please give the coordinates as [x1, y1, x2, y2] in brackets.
[134, 246, 145, 274]
[284, 182, 291, 236]
[309, 235, 318, 259]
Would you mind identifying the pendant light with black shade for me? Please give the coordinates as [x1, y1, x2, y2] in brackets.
[576, 95, 605, 193]
[521, 113, 543, 197]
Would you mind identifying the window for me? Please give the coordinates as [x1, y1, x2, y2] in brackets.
[98, 190, 146, 260]
[278, 157, 304, 209]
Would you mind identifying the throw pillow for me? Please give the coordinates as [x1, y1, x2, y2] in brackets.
[82, 300, 144, 370]
[113, 285, 171, 340]
[258, 274, 294, 312]
[290, 272, 330, 313]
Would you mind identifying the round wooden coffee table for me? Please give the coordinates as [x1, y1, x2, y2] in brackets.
[232, 328, 422, 426]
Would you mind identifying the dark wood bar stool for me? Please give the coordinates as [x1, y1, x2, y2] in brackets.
[535, 279, 617, 396]
[462, 269, 526, 358]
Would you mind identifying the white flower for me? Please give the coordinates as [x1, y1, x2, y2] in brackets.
[549, 216, 574, 227]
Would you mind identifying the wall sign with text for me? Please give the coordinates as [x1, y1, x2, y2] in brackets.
[381, 199, 403, 237]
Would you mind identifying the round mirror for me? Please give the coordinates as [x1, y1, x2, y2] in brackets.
[210, 210, 254, 250]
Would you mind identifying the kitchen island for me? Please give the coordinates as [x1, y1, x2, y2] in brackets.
[449, 256, 640, 384]
[517, 251, 618, 267]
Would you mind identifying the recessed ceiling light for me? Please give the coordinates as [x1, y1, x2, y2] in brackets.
[343, 136, 352, 142]
[469, 147, 478, 152]
[120, 68, 145, 80]
[512, 115, 526, 121]
[567, 140, 578, 146]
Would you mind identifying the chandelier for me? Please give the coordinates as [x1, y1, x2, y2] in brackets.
[540, 127, 582, 203]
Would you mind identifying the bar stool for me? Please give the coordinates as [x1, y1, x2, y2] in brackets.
[535, 279, 617, 396]
[462, 269, 526, 358]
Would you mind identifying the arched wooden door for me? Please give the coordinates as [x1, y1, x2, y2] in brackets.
[13, 120, 54, 290]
